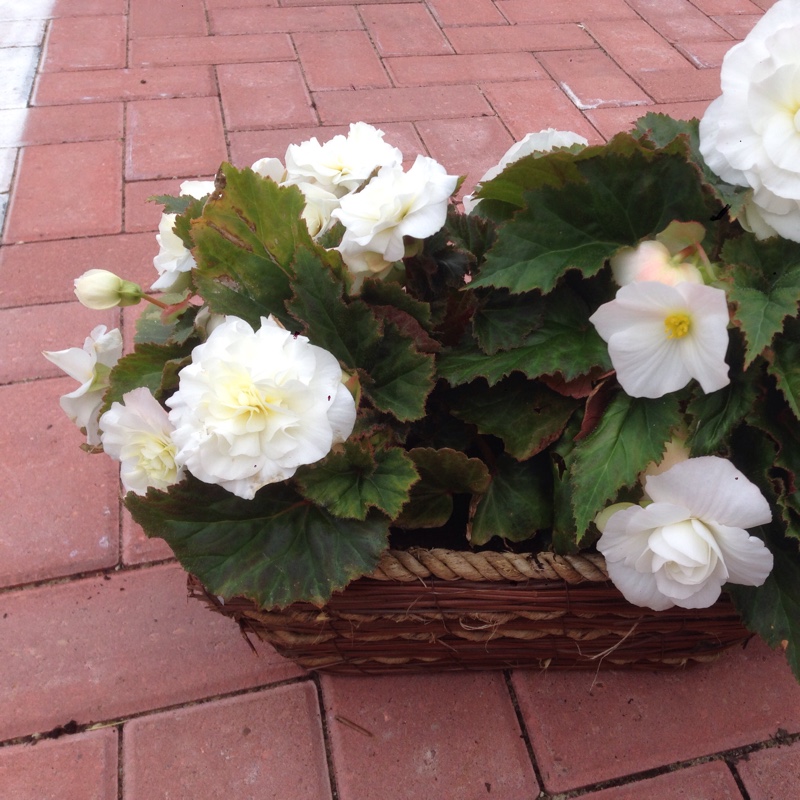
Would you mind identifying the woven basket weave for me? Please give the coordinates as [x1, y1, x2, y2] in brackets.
[187, 547, 751, 674]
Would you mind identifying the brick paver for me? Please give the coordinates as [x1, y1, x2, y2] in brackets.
[1, 563, 302, 742]
[2, 1, 799, 799]
[3, 140, 122, 243]
[125, 96, 227, 180]
[737, 740, 800, 800]
[0, 376, 120, 588]
[0, 232, 156, 307]
[0, 729, 118, 800]
[33, 65, 217, 105]
[322, 672, 539, 799]
[124, 684, 332, 800]
[42, 15, 126, 72]
[579, 761, 744, 799]
[511, 639, 800, 794]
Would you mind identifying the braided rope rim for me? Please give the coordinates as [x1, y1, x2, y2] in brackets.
[369, 547, 608, 584]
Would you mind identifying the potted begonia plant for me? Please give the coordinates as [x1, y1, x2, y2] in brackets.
[46, 0, 800, 677]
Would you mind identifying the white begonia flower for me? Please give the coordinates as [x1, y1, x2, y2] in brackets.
[284, 122, 403, 197]
[43, 325, 123, 446]
[463, 129, 588, 213]
[610, 241, 704, 287]
[166, 315, 357, 500]
[74, 269, 143, 310]
[295, 181, 342, 238]
[179, 179, 215, 198]
[151, 180, 215, 293]
[100, 387, 185, 495]
[251, 157, 287, 183]
[699, 0, 800, 242]
[589, 281, 730, 398]
[596, 457, 773, 610]
[333, 154, 458, 285]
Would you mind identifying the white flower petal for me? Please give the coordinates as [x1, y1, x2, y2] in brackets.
[708, 522, 775, 586]
[179, 180, 215, 199]
[604, 559, 676, 611]
[644, 456, 772, 530]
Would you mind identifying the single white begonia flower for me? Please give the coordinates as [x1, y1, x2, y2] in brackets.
[333, 154, 458, 286]
[295, 181, 342, 238]
[597, 457, 773, 610]
[151, 180, 215, 293]
[179, 179, 215, 199]
[589, 281, 730, 398]
[611, 241, 704, 287]
[699, 0, 800, 241]
[100, 387, 185, 495]
[43, 325, 123, 446]
[463, 129, 588, 212]
[285, 122, 403, 197]
[166, 315, 357, 500]
[251, 157, 287, 183]
[74, 269, 143, 309]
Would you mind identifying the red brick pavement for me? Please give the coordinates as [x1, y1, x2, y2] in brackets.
[2, 0, 799, 797]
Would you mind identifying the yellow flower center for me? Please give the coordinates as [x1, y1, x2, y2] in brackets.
[664, 312, 691, 339]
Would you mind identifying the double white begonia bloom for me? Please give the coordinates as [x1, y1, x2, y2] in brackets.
[589, 281, 730, 398]
[166, 315, 357, 500]
[333, 155, 458, 284]
[699, 0, 800, 242]
[284, 122, 403, 197]
[463, 129, 588, 213]
[43, 325, 123, 446]
[151, 180, 215, 292]
[597, 457, 773, 610]
[610, 241, 703, 287]
[100, 387, 185, 495]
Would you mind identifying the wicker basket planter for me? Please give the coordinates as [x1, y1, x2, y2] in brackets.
[188, 547, 751, 675]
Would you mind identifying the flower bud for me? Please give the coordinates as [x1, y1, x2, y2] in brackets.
[74, 269, 143, 310]
[610, 241, 703, 287]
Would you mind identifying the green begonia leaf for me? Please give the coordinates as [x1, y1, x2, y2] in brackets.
[103, 342, 190, 412]
[295, 442, 419, 521]
[444, 206, 497, 268]
[633, 112, 749, 218]
[470, 134, 713, 295]
[191, 163, 338, 329]
[363, 322, 435, 421]
[722, 236, 800, 367]
[768, 318, 800, 420]
[134, 304, 199, 347]
[469, 455, 552, 545]
[288, 250, 435, 422]
[126, 480, 389, 609]
[450, 375, 579, 461]
[438, 289, 611, 386]
[728, 525, 800, 683]
[287, 247, 380, 368]
[571, 392, 682, 541]
[471, 290, 545, 355]
[687, 367, 759, 456]
[470, 147, 585, 221]
[149, 193, 196, 216]
[396, 448, 491, 529]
